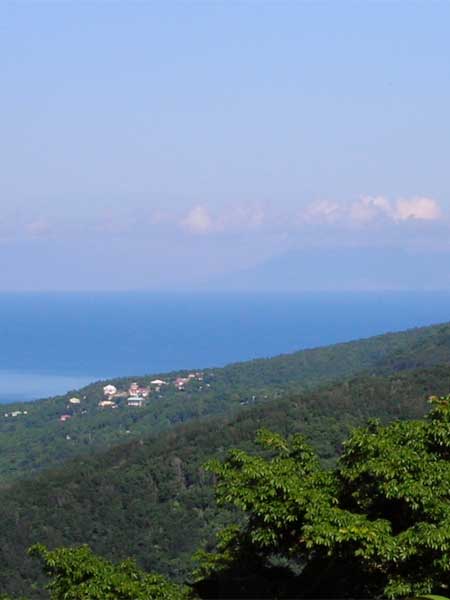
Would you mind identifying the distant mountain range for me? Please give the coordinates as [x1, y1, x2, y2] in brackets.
[212, 246, 450, 291]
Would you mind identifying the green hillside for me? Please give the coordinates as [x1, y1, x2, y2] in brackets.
[2, 321, 450, 484]
[2, 362, 450, 598]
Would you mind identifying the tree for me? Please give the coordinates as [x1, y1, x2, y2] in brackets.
[195, 396, 450, 598]
[29, 544, 195, 600]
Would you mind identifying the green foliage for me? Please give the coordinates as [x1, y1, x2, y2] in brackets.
[2, 320, 450, 485]
[415, 596, 450, 599]
[196, 396, 450, 598]
[3, 320, 450, 597]
[2, 364, 450, 597]
[29, 544, 194, 600]
[415, 596, 450, 600]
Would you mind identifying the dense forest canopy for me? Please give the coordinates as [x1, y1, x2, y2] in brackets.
[196, 396, 450, 599]
[2, 363, 450, 597]
[6, 397, 450, 598]
[3, 322, 450, 597]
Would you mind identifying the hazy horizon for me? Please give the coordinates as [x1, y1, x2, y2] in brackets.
[2, 3, 450, 291]
[2, 290, 450, 402]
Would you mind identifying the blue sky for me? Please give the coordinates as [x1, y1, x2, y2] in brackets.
[1, 2, 450, 291]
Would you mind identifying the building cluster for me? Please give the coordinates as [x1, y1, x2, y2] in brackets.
[98, 372, 204, 408]
[101, 383, 147, 408]
[175, 372, 203, 390]
[50, 371, 207, 424]
[99, 381, 152, 409]
[58, 397, 83, 421]
[3, 371, 208, 426]
[4, 409, 28, 418]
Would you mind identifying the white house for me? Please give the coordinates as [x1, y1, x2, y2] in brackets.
[98, 399, 116, 408]
[127, 397, 144, 407]
[103, 384, 117, 397]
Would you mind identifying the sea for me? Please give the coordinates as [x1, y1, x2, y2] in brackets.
[1, 291, 450, 404]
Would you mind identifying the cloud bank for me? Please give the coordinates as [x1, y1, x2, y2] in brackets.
[180, 205, 214, 234]
[180, 204, 265, 235]
[177, 196, 443, 237]
[303, 196, 442, 226]
[5, 195, 445, 247]
[1, 193, 448, 291]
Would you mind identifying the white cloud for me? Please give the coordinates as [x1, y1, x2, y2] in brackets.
[304, 196, 443, 226]
[24, 218, 51, 237]
[180, 205, 214, 234]
[393, 197, 442, 221]
[180, 204, 266, 235]
[180, 196, 443, 238]
[349, 196, 392, 223]
[217, 205, 265, 230]
[303, 201, 342, 224]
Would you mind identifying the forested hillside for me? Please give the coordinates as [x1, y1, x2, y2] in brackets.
[2, 363, 450, 598]
[2, 321, 450, 484]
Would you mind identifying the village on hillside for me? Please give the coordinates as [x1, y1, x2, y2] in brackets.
[56, 371, 206, 423]
[3, 372, 207, 422]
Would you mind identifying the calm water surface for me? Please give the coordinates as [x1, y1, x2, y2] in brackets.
[1, 291, 450, 402]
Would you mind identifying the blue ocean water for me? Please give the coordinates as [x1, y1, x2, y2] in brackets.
[1, 291, 450, 403]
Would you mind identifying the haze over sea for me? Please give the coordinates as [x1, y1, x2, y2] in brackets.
[2, 291, 450, 404]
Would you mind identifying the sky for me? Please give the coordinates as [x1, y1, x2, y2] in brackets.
[1, 1, 450, 291]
